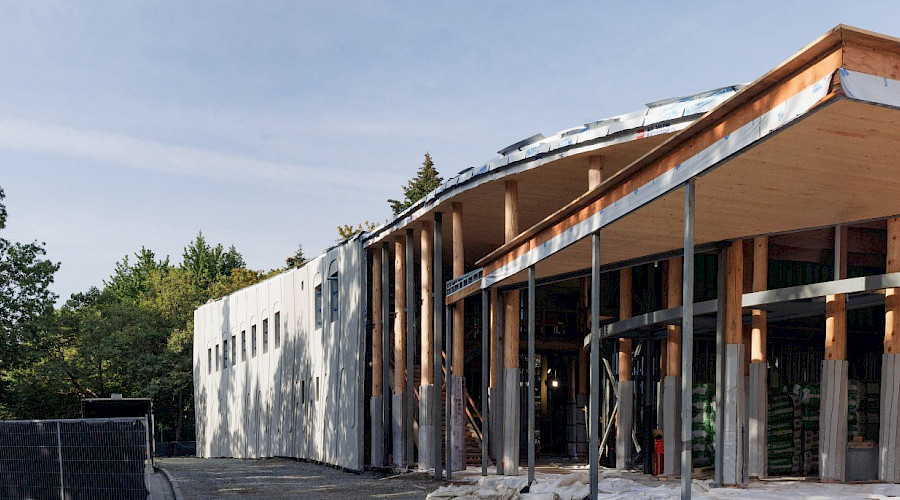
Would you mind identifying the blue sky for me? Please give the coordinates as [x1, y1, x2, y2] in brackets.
[3, 1, 900, 303]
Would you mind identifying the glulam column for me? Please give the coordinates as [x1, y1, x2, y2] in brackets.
[502, 180, 521, 475]
[392, 237, 407, 467]
[371, 248, 385, 467]
[449, 202, 465, 472]
[418, 222, 434, 470]
[748, 237, 768, 479]
[663, 257, 682, 475]
[722, 241, 747, 485]
[881, 217, 900, 482]
[616, 268, 633, 470]
[821, 226, 848, 482]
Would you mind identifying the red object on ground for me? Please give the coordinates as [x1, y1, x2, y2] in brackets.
[653, 438, 664, 475]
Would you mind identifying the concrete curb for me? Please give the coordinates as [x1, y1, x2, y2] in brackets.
[158, 467, 185, 500]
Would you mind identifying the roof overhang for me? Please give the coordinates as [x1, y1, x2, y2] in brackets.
[476, 25, 900, 291]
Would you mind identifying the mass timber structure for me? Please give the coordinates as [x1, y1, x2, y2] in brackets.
[194, 26, 900, 497]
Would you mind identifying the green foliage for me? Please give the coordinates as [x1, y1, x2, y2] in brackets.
[285, 243, 307, 270]
[388, 152, 443, 215]
[181, 231, 245, 288]
[0, 205, 268, 440]
[0, 187, 59, 371]
[336, 220, 378, 241]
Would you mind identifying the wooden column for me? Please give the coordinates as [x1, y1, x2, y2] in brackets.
[663, 257, 682, 476]
[452, 203, 465, 376]
[371, 248, 384, 467]
[502, 180, 520, 475]
[748, 236, 768, 479]
[619, 269, 633, 380]
[373, 250, 383, 398]
[880, 217, 900, 482]
[588, 155, 604, 190]
[418, 222, 434, 470]
[886, 218, 900, 354]
[616, 267, 633, 470]
[821, 226, 848, 482]
[393, 237, 407, 466]
[449, 202, 465, 472]
[395, 238, 406, 392]
[826, 226, 848, 361]
[722, 241, 747, 485]
[667, 258, 683, 377]
[421, 222, 434, 384]
[750, 237, 768, 363]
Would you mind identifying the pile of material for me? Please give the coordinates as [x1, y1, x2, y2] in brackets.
[691, 382, 716, 467]
[865, 381, 880, 441]
[848, 379, 867, 440]
[790, 383, 820, 474]
[768, 391, 801, 475]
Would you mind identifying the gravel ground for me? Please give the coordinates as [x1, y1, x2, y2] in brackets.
[156, 457, 445, 499]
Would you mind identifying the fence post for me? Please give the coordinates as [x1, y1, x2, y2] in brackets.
[56, 421, 64, 499]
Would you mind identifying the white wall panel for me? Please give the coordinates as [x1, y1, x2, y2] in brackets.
[193, 238, 366, 471]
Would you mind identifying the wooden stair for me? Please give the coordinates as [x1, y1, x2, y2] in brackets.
[395, 353, 489, 467]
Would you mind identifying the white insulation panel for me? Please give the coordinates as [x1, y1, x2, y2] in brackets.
[193, 239, 366, 471]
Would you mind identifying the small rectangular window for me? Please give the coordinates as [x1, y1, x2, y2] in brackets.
[263, 318, 269, 354]
[301, 380, 305, 404]
[330, 283, 338, 323]
[274, 312, 281, 348]
[231, 335, 236, 366]
[215, 344, 220, 371]
[252, 325, 257, 357]
[223, 339, 228, 368]
[315, 285, 323, 329]
[241, 330, 246, 361]
[208, 348, 212, 374]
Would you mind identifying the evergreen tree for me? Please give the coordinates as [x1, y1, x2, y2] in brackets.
[388, 152, 443, 215]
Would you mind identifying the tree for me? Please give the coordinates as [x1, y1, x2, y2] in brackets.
[0, 186, 59, 371]
[337, 221, 378, 241]
[284, 244, 307, 270]
[181, 231, 245, 288]
[388, 152, 443, 215]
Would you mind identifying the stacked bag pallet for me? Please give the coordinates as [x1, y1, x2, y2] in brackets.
[790, 383, 820, 474]
[691, 382, 715, 467]
[848, 379, 866, 440]
[865, 381, 880, 441]
[768, 391, 801, 475]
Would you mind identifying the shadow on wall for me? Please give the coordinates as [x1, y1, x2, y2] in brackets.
[193, 239, 366, 471]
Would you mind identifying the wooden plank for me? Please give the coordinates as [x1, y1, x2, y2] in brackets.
[420, 222, 434, 386]
[751, 237, 768, 364]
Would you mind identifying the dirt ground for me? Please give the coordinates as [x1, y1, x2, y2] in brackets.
[157, 457, 445, 499]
